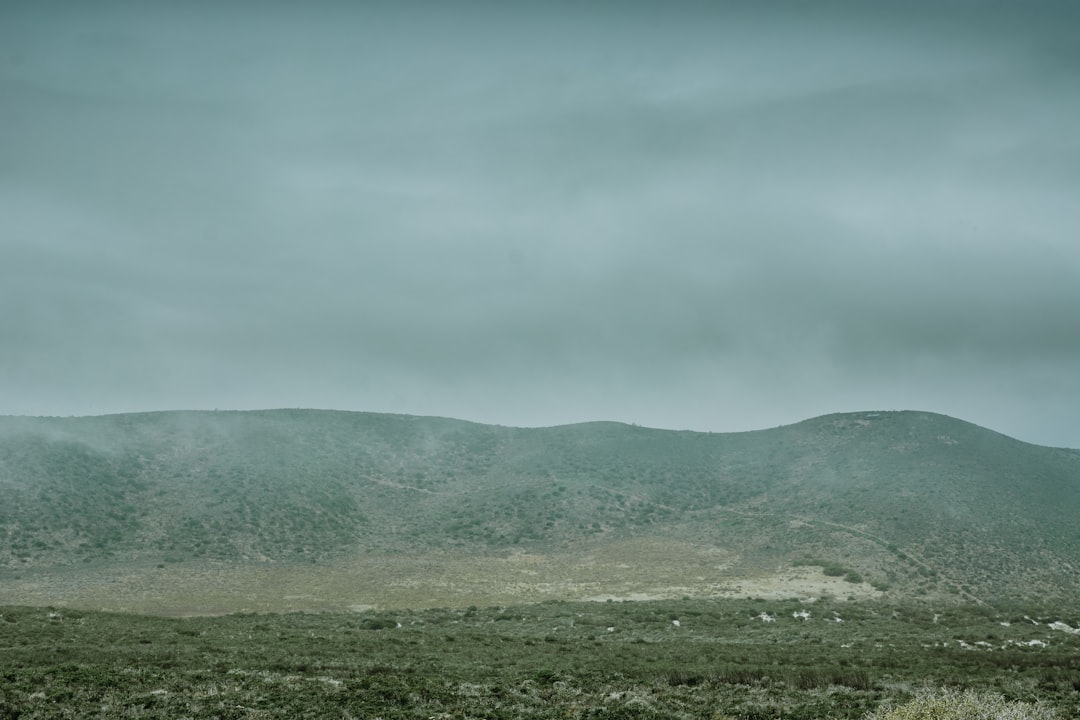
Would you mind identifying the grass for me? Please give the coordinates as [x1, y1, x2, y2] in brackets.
[1, 598, 1078, 718]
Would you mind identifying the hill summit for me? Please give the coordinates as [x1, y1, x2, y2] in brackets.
[1, 409, 1078, 611]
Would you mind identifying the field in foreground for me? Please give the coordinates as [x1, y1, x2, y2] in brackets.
[2, 599, 1078, 719]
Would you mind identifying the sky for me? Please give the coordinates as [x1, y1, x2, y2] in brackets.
[2, 1, 1079, 447]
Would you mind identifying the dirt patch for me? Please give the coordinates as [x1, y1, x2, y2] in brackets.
[708, 566, 882, 601]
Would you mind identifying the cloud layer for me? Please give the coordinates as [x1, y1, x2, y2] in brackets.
[2, 2, 1079, 446]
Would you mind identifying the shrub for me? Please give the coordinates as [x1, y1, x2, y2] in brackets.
[866, 687, 1057, 720]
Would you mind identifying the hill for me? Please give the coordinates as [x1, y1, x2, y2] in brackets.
[1, 409, 1078, 611]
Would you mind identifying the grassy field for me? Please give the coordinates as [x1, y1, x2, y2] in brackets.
[2, 598, 1078, 719]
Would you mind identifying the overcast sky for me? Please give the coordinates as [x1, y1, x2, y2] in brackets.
[2, 2, 1079, 447]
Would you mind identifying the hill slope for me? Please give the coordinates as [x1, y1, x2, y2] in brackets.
[1, 409, 1078, 606]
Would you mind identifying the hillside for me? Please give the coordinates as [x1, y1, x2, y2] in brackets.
[1, 409, 1078, 610]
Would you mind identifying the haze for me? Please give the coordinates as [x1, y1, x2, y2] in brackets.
[2, 1, 1078, 447]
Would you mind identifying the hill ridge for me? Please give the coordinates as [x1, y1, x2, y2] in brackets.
[5, 407, 1073, 450]
[1, 408, 1077, 609]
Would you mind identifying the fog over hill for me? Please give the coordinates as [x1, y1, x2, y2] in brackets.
[1, 409, 1078, 610]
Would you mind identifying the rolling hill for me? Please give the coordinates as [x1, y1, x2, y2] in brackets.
[1, 409, 1078, 611]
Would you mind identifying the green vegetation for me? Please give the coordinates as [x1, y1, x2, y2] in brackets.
[1, 599, 1077, 718]
[3, 410, 1077, 716]
[1, 409, 1079, 605]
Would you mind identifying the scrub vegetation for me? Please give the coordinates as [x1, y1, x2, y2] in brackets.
[866, 687, 1059, 720]
[1, 599, 1077, 719]
[2, 409, 1079, 606]
[2, 410, 1079, 717]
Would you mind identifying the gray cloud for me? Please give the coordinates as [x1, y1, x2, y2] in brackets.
[2, 1, 1079, 446]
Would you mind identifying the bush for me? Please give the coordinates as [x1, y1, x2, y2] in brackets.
[866, 688, 1058, 720]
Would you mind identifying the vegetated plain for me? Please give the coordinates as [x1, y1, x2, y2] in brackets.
[2, 599, 1079, 718]
[2, 409, 1079, 717]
